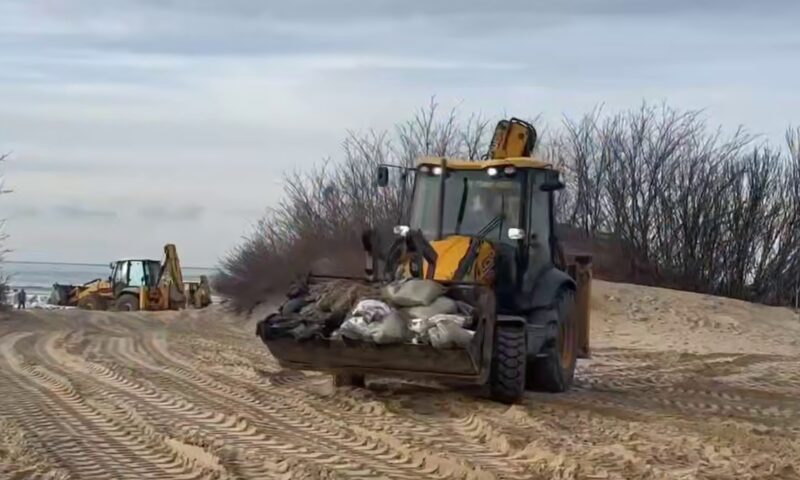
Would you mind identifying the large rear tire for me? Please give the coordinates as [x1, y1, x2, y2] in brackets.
[489, 325, 527, 403]
[115, 294, 140, 312]
[527, 289, 578, 392]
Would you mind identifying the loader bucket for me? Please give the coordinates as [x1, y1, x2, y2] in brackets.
[49, 283, 79, 307]
[256, 315, 494, 384]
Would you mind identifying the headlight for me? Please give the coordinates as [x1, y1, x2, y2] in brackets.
[504, 166, 516, 175]
[487, 167, 499, 176]
[419, 166, 430, 173]
[432, 166, 443, 175]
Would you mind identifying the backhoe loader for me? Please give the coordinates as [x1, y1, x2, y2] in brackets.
[49, 244, 212, 311]
[257, 117, 592, 403]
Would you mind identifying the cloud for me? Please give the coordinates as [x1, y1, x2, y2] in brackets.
[7, 206, 41, 218]
[52, 205, 117, 219]
[138, 205, 205, 221]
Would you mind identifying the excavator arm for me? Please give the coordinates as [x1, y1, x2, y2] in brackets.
[487, 118, 537, 159]
[157, 243, 187, 309]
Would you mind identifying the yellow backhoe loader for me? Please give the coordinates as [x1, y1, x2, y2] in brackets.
[49, 244, 212, 311]
[257, 117, 592, 403]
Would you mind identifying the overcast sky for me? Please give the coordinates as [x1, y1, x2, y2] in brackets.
[1, 0, 798, 266]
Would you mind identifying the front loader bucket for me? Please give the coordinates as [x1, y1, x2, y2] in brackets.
[256, 320, 492, 384]
[49, 284, 79, 307]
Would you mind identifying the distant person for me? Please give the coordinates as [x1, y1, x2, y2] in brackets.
[17, 289, 26, 309]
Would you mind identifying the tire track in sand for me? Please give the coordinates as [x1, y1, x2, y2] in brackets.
[0, 332, 217, 479]
[56, 323, 445, 479]
[125, 328, 499, 479]
[35, 328, 337, 479]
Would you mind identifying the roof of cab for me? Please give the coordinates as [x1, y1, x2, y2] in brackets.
[416, 156, 555, 170]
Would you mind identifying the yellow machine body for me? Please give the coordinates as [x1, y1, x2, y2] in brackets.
[403, 235, 496, 286]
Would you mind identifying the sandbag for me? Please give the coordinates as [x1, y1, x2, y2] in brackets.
[370, 311, 412, 344]
[428, 320, 474, 349]
[381, 279, 445, 307]
[405, 296, 457, 320]
[258, 313, 326, 341]
[336, 310, 411, 345]
[351, 299, 392, 323]
[336, 316, 372, 341]
[312, 280, 381, 316]
[427, 313, 468, 328]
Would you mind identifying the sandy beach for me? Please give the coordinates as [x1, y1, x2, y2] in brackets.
[1, 280, 798, 479]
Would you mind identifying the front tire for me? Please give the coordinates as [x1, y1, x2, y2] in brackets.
[489, 325, 527, 403]
[527, 289, 578, 392]
[78, 294, 107, 311]
[115, 294, 140, 312]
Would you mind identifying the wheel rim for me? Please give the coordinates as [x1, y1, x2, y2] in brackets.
[558, 311, 576, 366]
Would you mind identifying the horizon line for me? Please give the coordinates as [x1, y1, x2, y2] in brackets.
[5, 260, 217, 270]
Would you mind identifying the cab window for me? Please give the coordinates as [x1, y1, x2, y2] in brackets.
[127, 261, 146, 287]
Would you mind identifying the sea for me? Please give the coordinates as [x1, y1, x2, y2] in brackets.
[3, 261, 219, 308]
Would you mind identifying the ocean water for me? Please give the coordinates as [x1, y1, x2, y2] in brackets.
[3, 261, 218, 307]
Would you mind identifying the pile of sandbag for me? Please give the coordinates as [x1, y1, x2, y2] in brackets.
[260, 279, 380, 341]
[332, 279, 476, 349]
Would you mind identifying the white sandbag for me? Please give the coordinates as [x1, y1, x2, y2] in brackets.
[336, 316, 372, 341]
[409, 318, 431, 335]
[382, 279, 445, 307]
[370, 311, 411, 345]
[350, 299, 392, 323]
[405, 296, 457, 320]
[427, 314, 468, 328]
[428, 321, 475, 349]
[408, 318, 432, 344]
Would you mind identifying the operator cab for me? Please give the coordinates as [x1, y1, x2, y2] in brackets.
[401, 158, 564, 310]
[109, 259, 161, 296]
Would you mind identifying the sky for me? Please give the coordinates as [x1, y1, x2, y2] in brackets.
[0, 0, 798, 266]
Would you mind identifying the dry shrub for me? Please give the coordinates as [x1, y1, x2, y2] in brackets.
[552, 106, 799, 306]
[216, 102, 800, 312]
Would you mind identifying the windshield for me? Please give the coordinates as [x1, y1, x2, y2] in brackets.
[409, 169, 522, 243]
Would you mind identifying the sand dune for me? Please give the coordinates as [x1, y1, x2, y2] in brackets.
[0, 280, 798, 479]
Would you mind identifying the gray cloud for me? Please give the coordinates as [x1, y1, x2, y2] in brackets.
[6, 0, 797, 59]
[52, 205, 117, 220]
[7, 206, 41, 218]
[138, 205, 205, 221]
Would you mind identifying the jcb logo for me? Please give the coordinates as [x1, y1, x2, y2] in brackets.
[476, 248, 496, 285]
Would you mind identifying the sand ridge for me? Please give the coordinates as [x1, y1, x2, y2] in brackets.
[0, 280, 798, 479]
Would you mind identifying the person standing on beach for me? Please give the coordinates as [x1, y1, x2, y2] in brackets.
[17, 289, 26, 309]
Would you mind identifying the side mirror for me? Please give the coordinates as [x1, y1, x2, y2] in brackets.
[109, 262, 114, 269]
[507, 228, 526, 241]
[540, 171, 565, 192]
[376, 166, 389, 187]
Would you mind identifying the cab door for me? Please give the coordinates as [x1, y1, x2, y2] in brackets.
[526, 170, 553, 278]
[112, 261, 129, 297]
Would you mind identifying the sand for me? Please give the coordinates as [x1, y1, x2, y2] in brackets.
[0, 280, 798, 479]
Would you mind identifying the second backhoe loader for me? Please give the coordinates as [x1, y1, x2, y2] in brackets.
[49, 244, 212, 311]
